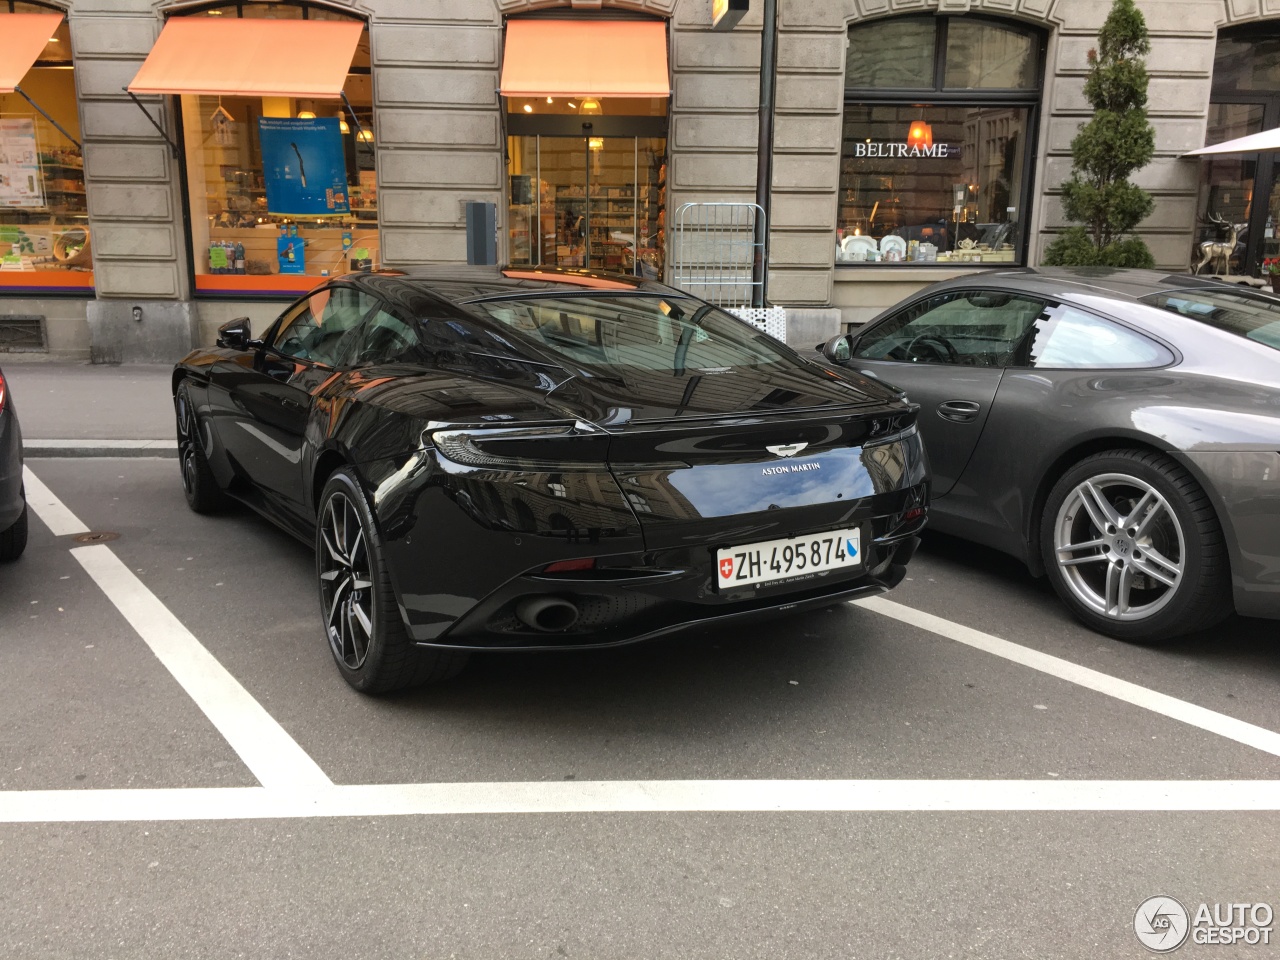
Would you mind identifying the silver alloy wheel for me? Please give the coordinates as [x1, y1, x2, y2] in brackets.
[175, 387, 199, 498]
[1053, 472, 1186, 621]
[319, 491, 375, 669]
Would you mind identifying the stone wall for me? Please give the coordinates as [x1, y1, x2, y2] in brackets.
[5, 0, 1275, 355]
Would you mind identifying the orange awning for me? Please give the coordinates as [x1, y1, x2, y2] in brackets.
[0, 13, 65, 94]
[128, 18, 363, 98]
[499, 20, 669, 99]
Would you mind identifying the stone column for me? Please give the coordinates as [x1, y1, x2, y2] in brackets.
[374, 0, 505, 267]
[71, 0, 197, 362]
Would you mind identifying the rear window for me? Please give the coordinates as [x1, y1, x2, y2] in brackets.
[1143, 289, 1280, 352]
[467, 295, 793, 375]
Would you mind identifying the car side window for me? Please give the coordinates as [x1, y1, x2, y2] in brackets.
[272, 286, 373, 367]
[1021, 304, 1174, 369]
[853, 291, 1049, 367]
[348, 307, 422, 366]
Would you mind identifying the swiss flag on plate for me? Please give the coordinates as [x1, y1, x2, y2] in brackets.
[719, 557, 735, 580]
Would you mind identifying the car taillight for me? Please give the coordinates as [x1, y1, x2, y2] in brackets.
[429, 421, 608, 470]
[542, 558, 596, 573]
[0, 371, 7, 414]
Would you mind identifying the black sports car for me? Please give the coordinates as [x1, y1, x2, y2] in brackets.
[174, 268, 928, 693]
[821, 267, 1280, 642]
[0, 364, 26, 563]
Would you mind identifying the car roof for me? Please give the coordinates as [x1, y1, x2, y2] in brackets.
[929, 266, 1248, 304]
[339, 266, 687, 305]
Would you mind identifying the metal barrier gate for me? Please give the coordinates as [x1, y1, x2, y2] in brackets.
[670, 202, 786, 342]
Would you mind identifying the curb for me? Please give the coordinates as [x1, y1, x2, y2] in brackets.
[25, 439, 179, 459]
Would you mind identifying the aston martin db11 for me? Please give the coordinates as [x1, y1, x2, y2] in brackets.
[174, 268, 928, 693]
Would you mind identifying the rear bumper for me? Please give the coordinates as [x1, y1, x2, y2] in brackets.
[371, 425, 930, 647]
[414, 529, 924, 651]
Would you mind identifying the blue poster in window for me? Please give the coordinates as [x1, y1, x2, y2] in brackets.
[277, 234, 306, 274]
[258, 117, 350, 217]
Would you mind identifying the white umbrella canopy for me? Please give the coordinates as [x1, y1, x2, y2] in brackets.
[1183, 127, 1280, 156]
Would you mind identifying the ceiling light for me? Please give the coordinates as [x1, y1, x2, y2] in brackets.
[907, 119, 933, 150]
[579, 98, 602, 116]
[523, 104, 533, 113]
[546, 97, 553, 104]
[298, 110, 316, 119]
[338, 115, 350, 134]
[567, 101, 577, 109]
[356, 129, 373, 143]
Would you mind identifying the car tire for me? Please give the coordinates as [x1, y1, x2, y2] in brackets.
[317, 467, 468, 694]
[1040, 449, 1231, 642]
[175, 380, 228, 514]
[0, 501, 27, 562]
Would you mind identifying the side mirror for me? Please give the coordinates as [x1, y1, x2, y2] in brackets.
[217, 317, 260, 351]
[822, 334, 853, 364]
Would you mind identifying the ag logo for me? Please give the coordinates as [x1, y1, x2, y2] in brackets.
[1135, 896, 1190, 952]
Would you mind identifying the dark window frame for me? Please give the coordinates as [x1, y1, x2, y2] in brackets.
[839, 14, 1047, 270]
[169, 0, 374, 302]
[1201, 22, 1280, 276]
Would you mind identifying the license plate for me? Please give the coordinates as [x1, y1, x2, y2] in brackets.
[716, 527, 861, 590]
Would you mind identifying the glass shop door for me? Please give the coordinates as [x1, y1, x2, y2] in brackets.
[508, 134, 666, 279]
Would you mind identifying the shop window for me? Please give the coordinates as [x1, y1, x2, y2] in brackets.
[838, 15, 1043, 267]
[1194, 24, 1280, 276]
[499, 18, 670, 278]
[0, 3, 92, 296]
[175, 2, 375, 298]
[506, 132, 667, 278]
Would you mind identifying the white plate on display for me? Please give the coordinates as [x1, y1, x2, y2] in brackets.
[841, 235, 877, 260]
[879, 235, 907, 256]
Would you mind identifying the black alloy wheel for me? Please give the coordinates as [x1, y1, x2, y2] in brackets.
[175, 380, 227, 513]
[1041, 449, 1231, 642]
[317, 467, 467, 693]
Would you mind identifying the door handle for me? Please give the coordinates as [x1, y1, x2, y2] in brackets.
[937, 399, 981, 423]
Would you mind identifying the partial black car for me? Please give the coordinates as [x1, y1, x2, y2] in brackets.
[0, 364, 27, 563]
[174, 269, 929, 693]
[821, 267, 1280, 642]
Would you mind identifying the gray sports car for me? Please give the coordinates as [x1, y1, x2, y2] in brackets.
[822, 267, 1280, 642]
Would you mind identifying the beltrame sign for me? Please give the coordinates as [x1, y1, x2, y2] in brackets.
[852, 142, 958, 159]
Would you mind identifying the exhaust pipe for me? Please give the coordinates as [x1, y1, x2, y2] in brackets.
[516, 596, 579, 633]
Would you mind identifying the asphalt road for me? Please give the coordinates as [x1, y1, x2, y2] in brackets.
[2, 455, 1278, 959]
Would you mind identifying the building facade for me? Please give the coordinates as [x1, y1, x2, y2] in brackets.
[0, 0, 1277, 361]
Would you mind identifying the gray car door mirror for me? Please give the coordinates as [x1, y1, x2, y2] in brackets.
[822, 334, 854, 364]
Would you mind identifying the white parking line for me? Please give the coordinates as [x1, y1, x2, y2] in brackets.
[21, 464, 88, 537]
[22, 466, 331, 792]
[853, 596, 1280, 758]
[73, 546, 332, 791]
[2, 779, 1280, 822]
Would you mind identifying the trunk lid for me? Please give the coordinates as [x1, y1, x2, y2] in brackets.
[604, 403, 917, 549]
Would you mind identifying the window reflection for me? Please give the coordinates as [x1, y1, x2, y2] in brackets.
[838, 105, 1029, 263]
[839, 15, 1042, 267]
